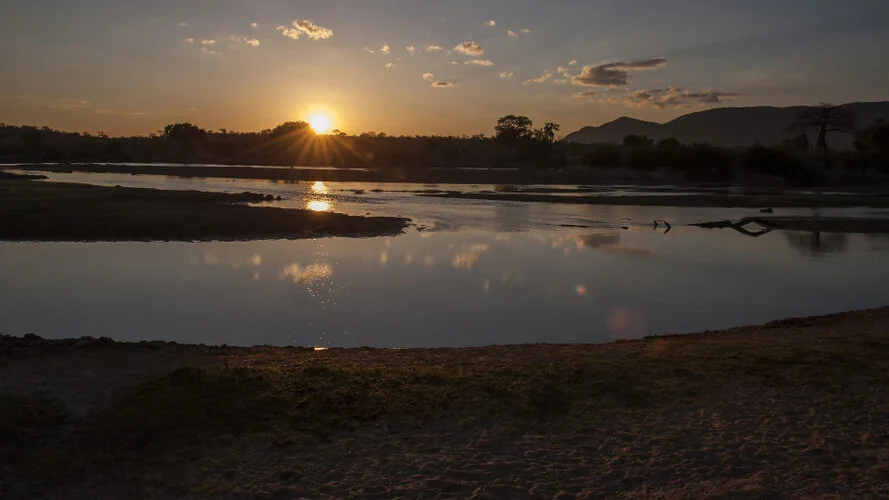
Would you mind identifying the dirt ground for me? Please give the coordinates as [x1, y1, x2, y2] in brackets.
[0, 176, 408, 241]
[2, 307, 888, 499]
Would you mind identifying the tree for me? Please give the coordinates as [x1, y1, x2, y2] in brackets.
[270, 121, 312, 138]
[532, 122, 560, 144]
[855, 119, 889, 155]
[787, 103, 855, 152]
[656, 137, 681, 151]
[494, 115, 533, 154]
[162, 123, 206, 150]
[623, 134, 654, 148]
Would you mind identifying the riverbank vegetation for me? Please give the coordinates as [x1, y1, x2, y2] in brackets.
[3, 106, 889, 186]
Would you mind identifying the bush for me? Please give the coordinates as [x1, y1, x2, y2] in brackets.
[582, 143, 621, 167]
[740, 145, 813, 182]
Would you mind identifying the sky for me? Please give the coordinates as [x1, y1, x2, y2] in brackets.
[1, 0, 888, 137]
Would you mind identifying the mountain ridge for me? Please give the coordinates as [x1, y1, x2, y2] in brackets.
[563, 101, 889, 148]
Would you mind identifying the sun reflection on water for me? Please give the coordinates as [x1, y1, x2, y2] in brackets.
[307, 200, 331, 212]
[311, 181, 328, 194]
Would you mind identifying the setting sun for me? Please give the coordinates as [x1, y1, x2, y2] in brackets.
[308, 113, 332, 134]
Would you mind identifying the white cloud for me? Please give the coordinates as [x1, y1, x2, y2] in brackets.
[363, 46, 375, 54]
[572, 57, 668, 87]
[381, 44, 391, 55]
[454, 41, 483, 56]
[485, 20, 496, 27]
[569, 60, 577, 66]
[422, 73, 435, 81]
[201, 39, 216, 45]
[521, 28, 531, 34]
[426, 45, 443, 52]
[385, 62, 396, 69]
[250, 22, 258, 28]
[524, 71, 553, 85]
[499, 72, 514, 79]
[449, 61, 458, 65]
[406, 46, 416, 53]
[201, 46, 219, 56]
[466, 59, 494, 66]
[245, 38, 260, 47]
[557, 66, 573, 76]
[185, 38, 194, 44]
[574, 90, 598, 99]
[431, 81, 457, 88]
[553, 78, 568, 84]
[278, 19, 333, 40]
[178, 22, 187, 27]
[507, 30, 519, 38]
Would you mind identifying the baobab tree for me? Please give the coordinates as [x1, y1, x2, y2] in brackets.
[787, 103, 856, 152]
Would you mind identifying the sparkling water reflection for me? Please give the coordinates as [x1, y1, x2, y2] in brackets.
[2, 227, 888, 347]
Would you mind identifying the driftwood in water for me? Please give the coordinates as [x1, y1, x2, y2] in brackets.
[692, 217, 777, 237]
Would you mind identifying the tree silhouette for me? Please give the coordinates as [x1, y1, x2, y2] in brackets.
[270, 121, 312, 138]
[787, 103, 855, 152]
[494, 115, 533, 154]
[623, 134, 654, 148]
[162, 123, 206, 150]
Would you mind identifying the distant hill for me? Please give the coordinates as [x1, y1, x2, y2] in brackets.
[563, 101, 889, 149]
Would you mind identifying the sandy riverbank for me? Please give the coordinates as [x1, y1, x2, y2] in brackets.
[0, 176, 408, 241]
[2, 307, 888, 498]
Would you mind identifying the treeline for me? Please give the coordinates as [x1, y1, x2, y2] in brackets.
[2, 106, 888, 185]
[0, 117, 560, 169]
[566, 118, 889, 184]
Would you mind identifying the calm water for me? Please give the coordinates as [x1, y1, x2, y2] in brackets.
[2, 171, 889, 347]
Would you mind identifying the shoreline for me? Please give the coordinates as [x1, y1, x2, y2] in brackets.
[3, 306, 889, 497]
[12, 161, 881, 189]
[0, 176, 408, 242]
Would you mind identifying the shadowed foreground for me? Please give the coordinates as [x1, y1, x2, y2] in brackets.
[0, 176, 408, 241]
[2, 308, 888, 498]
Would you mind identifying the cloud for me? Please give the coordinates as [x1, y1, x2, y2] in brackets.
[485, 20, 496, 27]
[385, 62, 396, 69]
[507, 30, 519, 38]
[426, 44, 443, 52]
[499, 72, 514, 79]
[406, 45, 416, 53]
[569, 60, 577, 66]
[422, 73, 435, 81]
[245, 38, 260, 47]
[521, 28, 531, 34]
[524, 71, 553, 85]
[278, 19, 333, 40]
[201, 46, 219, 56]
[557, 66, 574, 77]
[185, 38, 194, 44]
[178, 22, 187, 27]
[623, 86, 740, 108]
[465, 59, 494, 66]
[431, 81, 457, 88]
[201, 40, 216, 45]
[574, 90, 598, 99]
[553, 78, 568, 84]
[250, 22, 258, 28]
[454, 41, 483, 56]
[363, 46, 375, 54]
[572, 57, 667, 87]
[381, 44, 391, 55]
[449, 61, 458, 65]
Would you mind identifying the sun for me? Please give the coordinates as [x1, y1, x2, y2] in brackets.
[308, 113, 332, 134]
